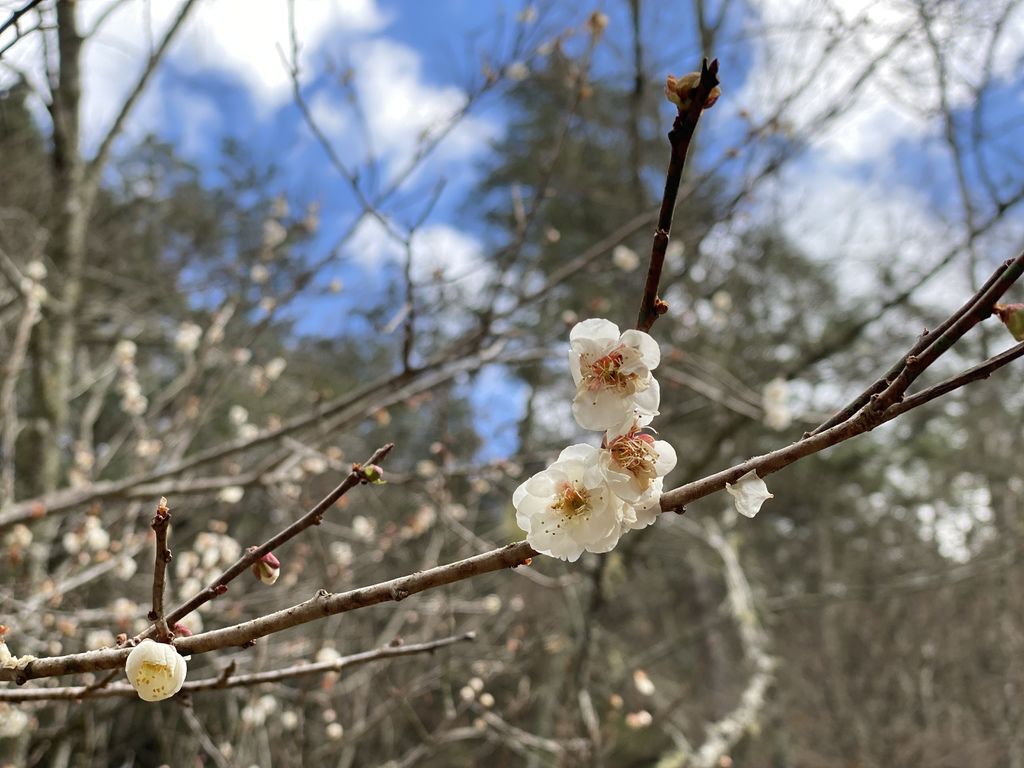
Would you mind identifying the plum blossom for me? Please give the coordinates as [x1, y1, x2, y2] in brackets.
[600, 412, 676, 529]
[125, 639, 187, 701]
[513, 444, 629, 562]
[569, 319, 661, 431]
[252, 551, 281, 585]
[762, 377, 792, 431]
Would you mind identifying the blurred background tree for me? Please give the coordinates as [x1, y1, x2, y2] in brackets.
[1, 0, 1023, 766]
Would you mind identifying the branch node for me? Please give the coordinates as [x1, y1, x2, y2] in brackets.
[390, 586, 410, 602]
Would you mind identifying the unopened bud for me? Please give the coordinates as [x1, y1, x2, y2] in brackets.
[995, 303, 1024, 341]
[586, 11, 609, 37]
[360, 464, 386, 485]
[252, 551, 281, 585]
[172, 623, 193, 638]
[665, 72, 721, 110]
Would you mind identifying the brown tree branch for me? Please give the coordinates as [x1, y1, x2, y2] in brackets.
[147, 496, 172, 643]
[82, 0, 199, 198]
[135, 444, 394, 642]
[0, 632, 475, 701]
[636, 58, 719, 333]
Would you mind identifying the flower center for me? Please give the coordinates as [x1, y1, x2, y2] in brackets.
[552, 481, 590, 519]
[134, 661, 174, 697]
[609, 430, 658, 488]
[582, 346, 639, 394]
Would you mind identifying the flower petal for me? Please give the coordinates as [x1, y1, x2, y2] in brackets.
[620, 329, 661, 370]
[725, 470, 773, 518]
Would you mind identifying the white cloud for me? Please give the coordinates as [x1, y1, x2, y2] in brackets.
[348, 216, 492, 292]
[737, 0, 1024, 165]
[1, 0, 496, 194]
[2, 0, 388, 147]
[309, 37, 497, 183]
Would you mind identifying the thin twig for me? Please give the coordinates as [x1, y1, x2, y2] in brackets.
[147, 496, 172, 642]
[136, 444, 394, 641]
[636, 58, 720, 333]
[0, 632, 475, 702]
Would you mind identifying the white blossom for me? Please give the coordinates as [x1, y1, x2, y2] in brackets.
[83, 517, 110, 552]
[625, 710, 653, 729]
[725, 470, 774, 518]
[513, 444, 629, 562]
[265, 357, 287, 381]
[238, 423, 260, 441]
[599, 412, 676, 528]
[612, 244, 640, 272]
[174, 322, 202, 354]
[0, 703, 30, 737]
[114, 339, 137, 366]
[229, 405, 249, 426]
[250, 264, 270, 284]
[125, 639, 187, 701]
[86, 629, 116, 650]
[135, 439, 162, 458]
[24, 260, 47, 282]
[633, 669, 656, 696]
[316, 646, 342, 664]
[5, 523, 32, 549]
[568, 319, 661, 431]
[114, 556, 138, 580]
[665, 240, 685, 268]
[218, 486, 245, 504]
[262, 219, 287, 249]
[505, 61, 529, 81]
[762, 377, 792, 431]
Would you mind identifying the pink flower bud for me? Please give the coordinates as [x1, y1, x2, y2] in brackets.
[172, 623, 192, 638]
[252, 551, 281, 585]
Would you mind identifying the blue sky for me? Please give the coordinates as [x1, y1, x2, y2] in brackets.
[1, 0, 1022, 459]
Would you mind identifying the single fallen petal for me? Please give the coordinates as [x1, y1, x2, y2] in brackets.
[725, 470, 773, 518]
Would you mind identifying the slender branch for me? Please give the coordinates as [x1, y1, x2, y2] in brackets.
[0, 343, 504, 532]
[659, 255, 1024, 514]
[636, 58, 720, 333]
[136, 444, 394, 641]
[82, 0, 199, 197]
[3, 543, 532, 683]
[147, 496, 172, 642]
[0, 632, 475, 701]
[808, 251, 1021, 435]
[886, 340, 1024, 418]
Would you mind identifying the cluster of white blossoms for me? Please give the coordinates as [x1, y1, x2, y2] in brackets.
[513, 319, 677, 561]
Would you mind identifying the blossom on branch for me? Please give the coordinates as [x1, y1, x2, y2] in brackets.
[513, 444, 628, 562]
[253, 551, 281, 585]
[600, 412, 677, 528]
[569, 319, 661, 431]
[124, 639, 187, 702]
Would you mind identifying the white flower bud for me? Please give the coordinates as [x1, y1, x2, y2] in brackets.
[218, 486, 245, 504]
[125, 639, 187, 701]
[612, 245, 640, 272]
[175, 322, 203, 354]
[505, 61, 529, 82]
